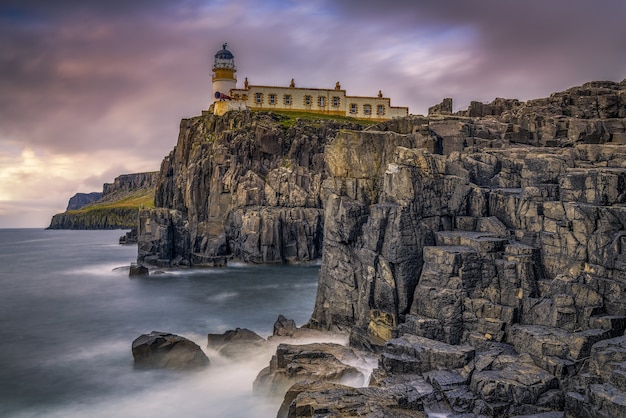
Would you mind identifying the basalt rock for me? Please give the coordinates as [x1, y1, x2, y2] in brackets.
[206, 327, 266, 359]
[253, 342, 368, 398]
[138, 112, 362, 266]
[137, 81, 626, 416]
[308, 81, 626, 416]
[278, 381, 428, 418]
[131, 331, 209, 370]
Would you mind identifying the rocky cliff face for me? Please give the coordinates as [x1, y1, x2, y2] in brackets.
[306, 80, 626, 415]
[48, 172, 157, 230]
[138, 112, 365, 266]
[101, 172, 157, 199]
[138, 80, 626, 416]
[48, 208, 141, 230]
[66, 192, 102, 211]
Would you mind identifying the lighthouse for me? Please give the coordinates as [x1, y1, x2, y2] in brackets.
[212, 43, 237, 104]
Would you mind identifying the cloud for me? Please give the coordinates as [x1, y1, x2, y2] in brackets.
[1, 0, 625, 227]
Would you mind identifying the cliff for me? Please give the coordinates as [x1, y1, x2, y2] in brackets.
[139, 81, 626, 416]
[47, 172, 157, 230]
[137, 111, 370, 266]
[308, 80, 626, 416]
[66, 192, 102, 211]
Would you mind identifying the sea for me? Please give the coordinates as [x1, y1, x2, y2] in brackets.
[0, 229, 323, 418]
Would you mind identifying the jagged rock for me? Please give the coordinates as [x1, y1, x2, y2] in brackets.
[273, 315, 297, 337]
[380, 334, 475, 374]
[137, 208, 191, 267]
[278, 381, 428, 418]
[253, 343, 365, 398]
[128, 264, 149, 277]
[138, 112, 363, 266]
[119, 227, 138, 244]
[137, 81, 626, 416]
[131, 331, 209, 370]
[206, 327, 266, 359]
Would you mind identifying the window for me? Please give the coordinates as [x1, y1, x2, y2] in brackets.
[284, 94, 292, 105]
[350, 103, 358, 114]
[269, 94, 276, 105]
[304, 95, 312, 106]
[377, 105, 385, 115]
[332, 97, 340, 107]
[318, 96, 326, 107]
[255, 93, 263, 104]
[364, 104, 372, 115]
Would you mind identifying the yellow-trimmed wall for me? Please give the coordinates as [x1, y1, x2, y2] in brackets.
[227, 84, 408, 120]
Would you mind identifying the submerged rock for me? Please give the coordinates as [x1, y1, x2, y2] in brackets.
[131, 331, 209, 370]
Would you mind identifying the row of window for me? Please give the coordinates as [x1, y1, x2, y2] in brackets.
[350, 103, 386, 115]
[251, 93, 344, 108]
[241, 92, 385, 115]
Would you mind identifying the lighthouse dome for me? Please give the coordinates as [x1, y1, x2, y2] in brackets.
[215, 43, 234, 60]
[213, 42, 236, 72]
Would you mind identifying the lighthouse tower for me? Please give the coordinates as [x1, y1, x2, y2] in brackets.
[212, 43, 237, 103]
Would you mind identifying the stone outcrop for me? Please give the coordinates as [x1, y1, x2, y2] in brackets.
[131, 331, 209, 370]
[137, 112, 364, 266]
[206, 327, 266, 359]
[278, 381, 428, 418]
[48, 172, 157, 230]
[134, 80, 626, 416]
[253, 342, 366, 397]
[304, 80, 626, 416]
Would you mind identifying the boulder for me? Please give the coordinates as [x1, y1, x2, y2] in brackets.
[274, 314, 297, 337]
[132, 331, 209, 370]
[253, 343, 365, 397]
[128, 264, 149, 277]
[206, 327, 266, 359]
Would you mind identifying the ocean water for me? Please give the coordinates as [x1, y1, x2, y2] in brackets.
[0, 229, 322, 417]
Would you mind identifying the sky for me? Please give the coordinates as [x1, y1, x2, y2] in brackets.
[1, 0, 625, 228]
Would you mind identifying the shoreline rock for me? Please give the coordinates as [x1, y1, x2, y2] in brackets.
[131, 331, 209, 370]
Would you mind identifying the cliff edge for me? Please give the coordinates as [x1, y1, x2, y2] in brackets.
[48, 172, 157, 230]
[137, 111, 370, 266]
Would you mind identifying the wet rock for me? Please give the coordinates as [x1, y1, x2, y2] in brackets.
[278, 381, 428, 418]
[273, 315, 297, 337]
[253, 343, 365, 398]
[380, 334, 475, 374]
[128, 264, 149, 277]
[206, 327, 266, 359]
[131, 331, 209, 370]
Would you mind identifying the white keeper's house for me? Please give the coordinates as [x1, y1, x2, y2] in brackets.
[210, 43, 409, 121]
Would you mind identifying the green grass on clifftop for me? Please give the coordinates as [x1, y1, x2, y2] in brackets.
[268, 110, 379, 128]
[67, 189, 155, 214]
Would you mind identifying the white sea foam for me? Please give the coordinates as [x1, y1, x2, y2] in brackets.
[207, 291, 239, 302]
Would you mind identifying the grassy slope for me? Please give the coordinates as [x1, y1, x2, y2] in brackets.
[66, 189, 155, 214]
